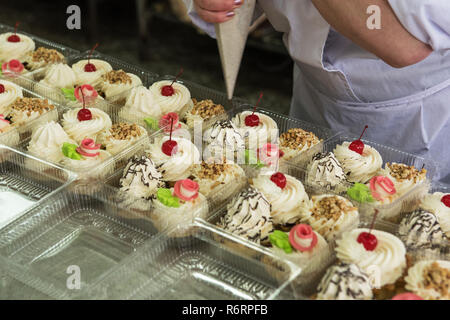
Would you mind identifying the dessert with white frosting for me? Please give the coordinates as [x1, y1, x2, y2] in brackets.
[306, 152, 349, 192]
[0, 31, 35, 63]
[99, 69, 142, 103]
[419, 192, 450, 237]
[232, 111, 279, 150]
[62, 107, 112, 144]
[119, 85, 162, 122]
[404, 260, 450, 300]
[203, 119, 246, 162]
[0, 79, 23, 115]
[379, 162, 427, 196]
[7, 97, 57, 128]
[22, 47, 65, 71]
[279, 128, 321, 164]
[251, 172, 310, 228]
[183, 98, 226, 129]
[149, 80, 193, 116]
[72, 59, 113, 88]
[100, 122, 147, 156]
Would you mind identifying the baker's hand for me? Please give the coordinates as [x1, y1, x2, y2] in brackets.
[193, 0, 243, 23]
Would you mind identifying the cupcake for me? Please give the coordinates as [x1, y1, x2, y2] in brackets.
[183, 98, 227, 130]
[232, 111, 278, 150]
[147, 135, 200, 182]
[0, 79, 23, 115]
[202, 119, 246, 162]
[0, 31, 35, 63]
[27, 121, 75, 163]
[62, 107, 112, 144]
[306, 152, 349, 193]
[217, 187, 273, 245]
[22, 47, 65, 72]
[251, 172, 310, 229]
[316, 263, 373, 300]
[190, 160, 246, 205]
[380, 162, 427, 196]
[61, 138, 114, 179]
[118, 85, 162, 123]
[301, 194, 359, 241]
[0, 114, 19, 146]
[7, 97, 57, 127]
[279, 128, 322, 164]
[269, 224, 328, 267]
[99, 69, 142, 103]
[420, 192, 450, 237]
[64, 84, 105, 109]
[72, 59, 113, 87]
[149, 80, 193, 116]
[404, 260, 450, 300]
[99, 122, 147, 156]
[151, 179, 208, 237]
[35, 63, 77, 101]
[335, 228, 407, 287]
[398, 209, 448, 253]
[334, 141, 382, 183]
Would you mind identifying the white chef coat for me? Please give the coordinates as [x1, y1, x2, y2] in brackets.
[185, 0, 450, 183]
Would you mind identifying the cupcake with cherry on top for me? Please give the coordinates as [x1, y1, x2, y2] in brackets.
[150, 179, 208, 237]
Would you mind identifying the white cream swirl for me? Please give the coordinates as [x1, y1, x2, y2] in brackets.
[404, 260, 450, 300]
[420, 192, 450, 237]
[119, 155, 165, 199]
[39, 63, 77, 89]
[316, 263, 373, 300]
[306, 152, 348, 191]
[0, 32, 35, 62]
[251, 174, 310, 226]
[72, 59, 113, 87]
[335, 228, 406, 287]
[232, 111, 279, 149]
[147, 136, 200, 182]
[27, 121, 75, 163]
[218, 187, 273, 244]
[120, 85, 162, 121]
[100, 72, 142, 101]
[62, 107, 112, 143]
[149, 80, 192, 114]
[203, 120, 245, 160]
[62, 149, 112, 174]
[0, 79, 23, 114]
[302, 194, 359, 241]
[334, 141, 382, 183]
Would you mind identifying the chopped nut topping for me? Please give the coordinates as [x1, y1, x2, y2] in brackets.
[108, 123, 142, 140]
[193, 161, 232, 180]
[102, 69, 132, 84]
[422, 262, 449, 299]
[191, 98, 225, 119]
[31, 47, 64, 64]
[387, 163, 427, 183]
[311, 195, 356, 221]
[10, 98, 55, 116]
[280, 128, 321, 150]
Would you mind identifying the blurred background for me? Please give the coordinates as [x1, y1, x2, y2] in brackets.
[0, 0, 293, 114]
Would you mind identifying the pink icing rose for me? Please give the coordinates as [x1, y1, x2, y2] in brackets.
[2, 59, 24, 77]
[258, 143, 282, 167]
[159, 112, 181, 133]
[0, 114, 11, 131]
[289, 224, 318, 252]
[173, 179, 199, 202]
[76, 138, 100, 157]
[369, 176, 396, 201]
[74, 84, 98, 105]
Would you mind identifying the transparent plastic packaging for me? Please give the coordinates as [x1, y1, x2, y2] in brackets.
[84, 220, 302, 300]
[0, 145, 75, 230]
[0, 24, 79, 84]
[313, 134, 438, 223]
[0, 184, 162, 299]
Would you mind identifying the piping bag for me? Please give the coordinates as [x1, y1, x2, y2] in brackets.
[215, 0, 256, 100]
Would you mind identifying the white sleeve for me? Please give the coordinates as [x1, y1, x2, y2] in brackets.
[388, 0, 450, 51]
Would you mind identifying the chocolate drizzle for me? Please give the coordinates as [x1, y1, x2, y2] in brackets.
[308, 152, 347, 189]
[399, 210, 447, 250]
[317, 263, 372, 300]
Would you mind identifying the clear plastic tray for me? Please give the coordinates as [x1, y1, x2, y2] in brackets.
[0, 84, 61, 148]
[0, 24, 79, 82]
[0, 183, 161, 299]
[319, 134, 438, 223]
[84, 220, 301, 300]
[0, 145, 75, 230]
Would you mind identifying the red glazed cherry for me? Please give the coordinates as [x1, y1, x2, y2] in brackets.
[77, 108, 92, 121]
[161, 68, 183, 97]
[0, 84, 5, 94]
[7, 22, 20, 42]
[441, 195, 450, 208]
[84, 43, 99, 72]
[245, 92, 263, 127]
[357, 232, 378, 251]
[349, 125, 368, 155]
[270, 172, 287, 189]
[162, 140, 178, 156]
